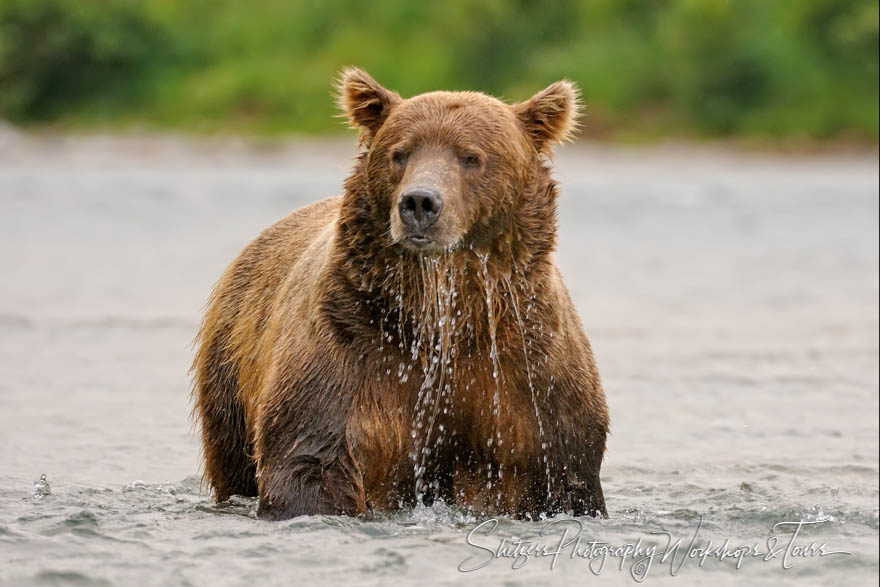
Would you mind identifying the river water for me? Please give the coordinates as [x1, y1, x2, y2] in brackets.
[0, 133, 877, 586]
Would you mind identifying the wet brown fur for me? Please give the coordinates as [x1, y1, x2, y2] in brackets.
[192, 69, 609, 520]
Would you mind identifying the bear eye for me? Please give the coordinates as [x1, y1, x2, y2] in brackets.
[459, 153, 482, 169]
[391, 149, 409, 166]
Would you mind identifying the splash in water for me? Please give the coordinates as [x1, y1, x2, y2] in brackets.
[32, 473, 51, 499]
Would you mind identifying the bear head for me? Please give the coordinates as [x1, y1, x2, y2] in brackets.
[337, 68, 580, 261]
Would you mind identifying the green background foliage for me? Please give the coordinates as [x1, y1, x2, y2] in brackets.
[1, 0, 877, 140]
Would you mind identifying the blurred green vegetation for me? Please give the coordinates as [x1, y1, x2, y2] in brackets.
[0, 0, 877, 141]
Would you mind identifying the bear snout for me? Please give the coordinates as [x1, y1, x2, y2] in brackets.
[398, 188, 444, 231]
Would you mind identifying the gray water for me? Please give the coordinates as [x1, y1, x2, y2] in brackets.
[0, 133, 877, 586]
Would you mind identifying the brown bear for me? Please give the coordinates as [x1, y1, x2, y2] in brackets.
[192, 68, 609, 521]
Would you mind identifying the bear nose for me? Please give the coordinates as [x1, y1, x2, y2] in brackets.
[398, 188, 444, 229]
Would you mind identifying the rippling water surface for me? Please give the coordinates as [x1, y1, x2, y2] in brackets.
[1, 135, 877, 586]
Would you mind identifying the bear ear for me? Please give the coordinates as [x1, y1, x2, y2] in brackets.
[513, 80, 581, 153]
[337, 67, 402, 143]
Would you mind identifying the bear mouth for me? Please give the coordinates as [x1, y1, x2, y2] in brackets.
[405, 234, 434, 249]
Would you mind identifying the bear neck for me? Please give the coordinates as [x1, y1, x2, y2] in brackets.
[328, 159, 561, 357]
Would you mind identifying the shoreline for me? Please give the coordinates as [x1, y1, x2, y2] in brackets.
[1, 123, 877, 169]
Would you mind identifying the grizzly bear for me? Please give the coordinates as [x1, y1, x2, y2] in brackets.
[192, 68, 609, 521]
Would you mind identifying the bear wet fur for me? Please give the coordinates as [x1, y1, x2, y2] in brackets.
[192, 68, 609, 520]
